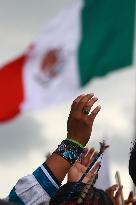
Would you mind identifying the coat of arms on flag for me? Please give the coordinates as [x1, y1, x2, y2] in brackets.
[34, 49, 65, 86]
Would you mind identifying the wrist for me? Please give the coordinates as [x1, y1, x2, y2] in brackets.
[66, 137, 84, 149]
[54, 139, 84, 165]
[67, 134, 87, 147]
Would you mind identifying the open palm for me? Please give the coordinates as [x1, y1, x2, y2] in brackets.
[68, 147, 100, 184]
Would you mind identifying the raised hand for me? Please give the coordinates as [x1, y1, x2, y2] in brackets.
[106, 185, 123, 205]
[106, 184, 136, 205]
[67, 94, 101, 146]
[46, 93, 101, 183]
[125, 191, 136, 205]
[68, 147, 100, 184]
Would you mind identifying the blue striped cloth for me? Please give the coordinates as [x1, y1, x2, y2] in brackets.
[8, 164, 61, 205]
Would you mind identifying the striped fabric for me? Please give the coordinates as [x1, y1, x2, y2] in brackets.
[8, 164, 60, 205]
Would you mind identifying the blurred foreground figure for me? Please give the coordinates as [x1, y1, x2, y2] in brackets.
[129, 138, 136, 186]
[106, 185, 136, 205]
[50, 182, 113, 205]
[49, 175, 136, 205]
[0, 200, 14, 205]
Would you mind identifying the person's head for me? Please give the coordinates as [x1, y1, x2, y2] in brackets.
[129, 138, 136, 186]
[50, 182, 113, 205]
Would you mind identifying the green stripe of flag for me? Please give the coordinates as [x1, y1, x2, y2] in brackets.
[78, 0, 135, 86]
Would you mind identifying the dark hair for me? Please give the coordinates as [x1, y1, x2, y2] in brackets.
[0, 200, 14, 205]
[129, 138, 136, 186]
[50, 182, 113, 205]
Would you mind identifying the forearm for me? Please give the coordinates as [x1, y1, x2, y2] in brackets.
[8, 140, 83, 205]
[45, 153, 71, 182]
[45, 138, 84, 182]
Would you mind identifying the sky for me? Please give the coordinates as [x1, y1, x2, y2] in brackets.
[0, 0, 136, 199]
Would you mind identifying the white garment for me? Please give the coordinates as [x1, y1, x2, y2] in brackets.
[8, 164, 60, 205]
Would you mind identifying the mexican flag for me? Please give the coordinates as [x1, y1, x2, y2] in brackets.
[0, 0, 135, 122]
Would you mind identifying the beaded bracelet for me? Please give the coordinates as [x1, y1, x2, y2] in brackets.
[66, 138, 84, 149]
[54, 140, 84, 165]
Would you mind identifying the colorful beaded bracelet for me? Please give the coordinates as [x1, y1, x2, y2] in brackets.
[54, 140, 84, 165]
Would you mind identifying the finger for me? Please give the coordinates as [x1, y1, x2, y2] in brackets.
[86, 147, 95, 160]
[106, 185, 119, 192]
[81, 166, 87, 173]
[82, 148, 88, 156]
[77, 94, 94, 111]
[125, 199, 136, 204]
[73, 159, 80, 165]
[125, 191, 136, 204]
[81, 162, 100, 184]
[89, 162, 101, 176]
[82, 147, 95, 166]
[91, 151, 98, 159]
[83, 151, 98, 168]
[83, 162, 100, 184]
[81, 161, 100, 175]
[79, 148, 88, 163]
[114, 186, 123, 204]
[128, 191, 133, 200]
[115, 186, 123, 200]
[89, 151, 98, 163]
[106, 185, 119, 199]
[71, 94, 85, 111]
[83, 97, 98, 114]
[82, 151, 98, 169]
[88, 105, 101, 122]
[130, 199, 136, 203]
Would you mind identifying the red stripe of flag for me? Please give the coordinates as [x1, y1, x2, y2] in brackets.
[0, 54, 27, 122]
